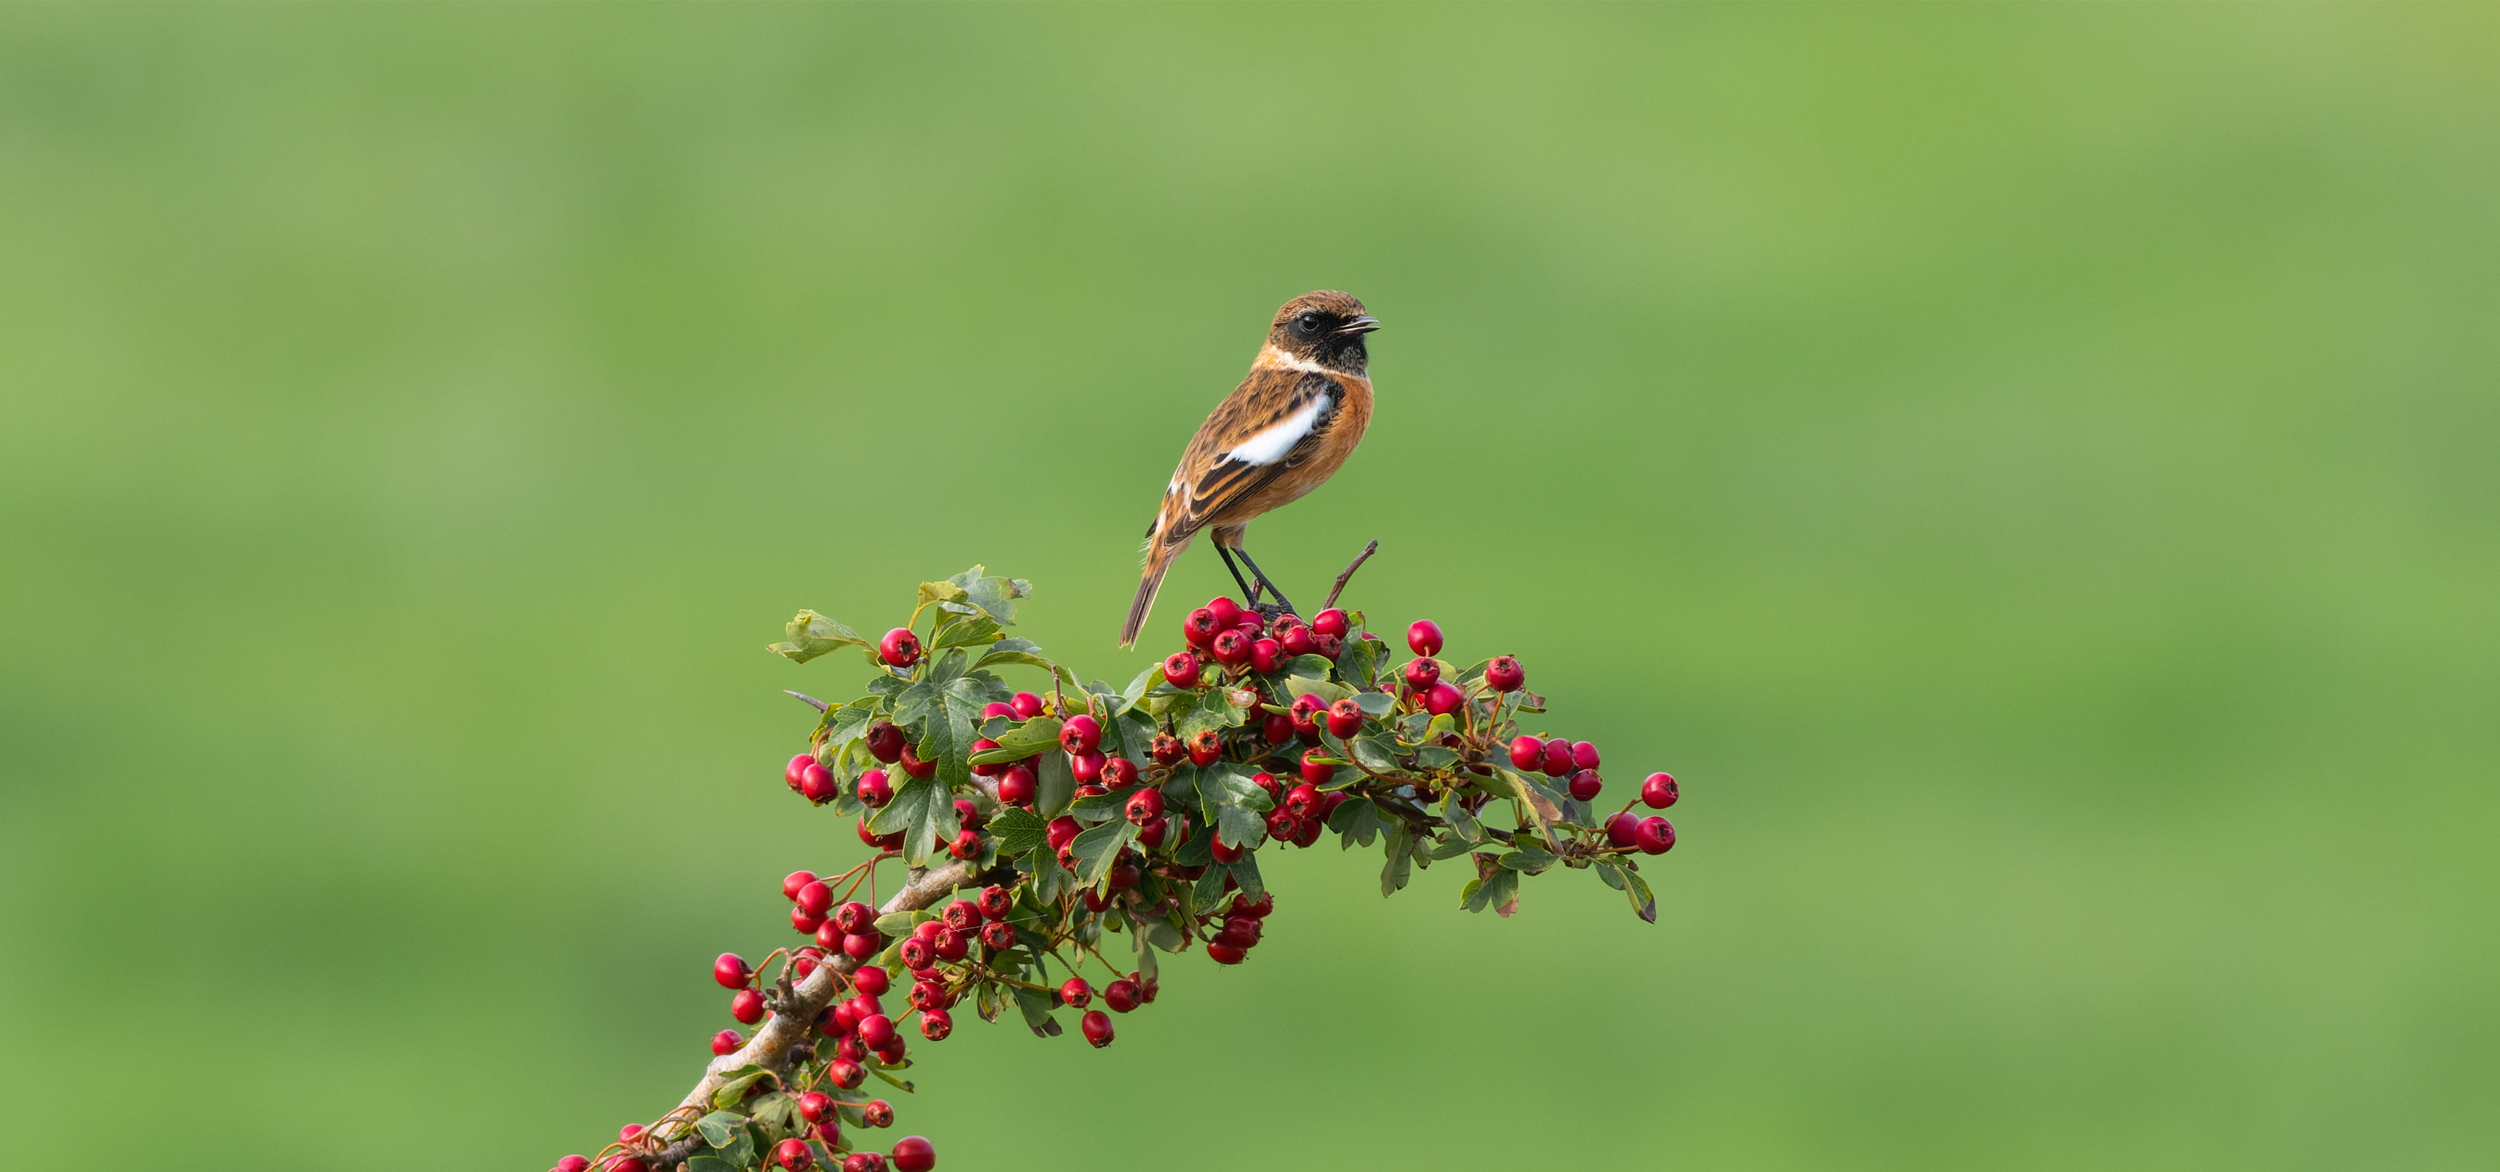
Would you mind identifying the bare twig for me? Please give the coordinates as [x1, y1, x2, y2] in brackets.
[1323, 541, 1378, 611]
[787, 690, 830, 712]
[642, 858, 978, 1168]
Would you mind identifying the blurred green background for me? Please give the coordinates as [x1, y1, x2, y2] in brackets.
[3, 4, 2495, 1170]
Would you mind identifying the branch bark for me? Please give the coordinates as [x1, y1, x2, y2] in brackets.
[1323, 540, 1378, 611]
[642, 858, 978, 1167]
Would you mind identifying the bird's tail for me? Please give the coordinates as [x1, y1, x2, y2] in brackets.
[1120, 518, 1192, 648]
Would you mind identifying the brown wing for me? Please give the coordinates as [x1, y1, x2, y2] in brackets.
[1165, 370, 1341, 533]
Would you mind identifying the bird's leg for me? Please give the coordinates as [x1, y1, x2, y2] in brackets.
[1232, 545, 1297, 618]
[1214, 545, 1264, 608]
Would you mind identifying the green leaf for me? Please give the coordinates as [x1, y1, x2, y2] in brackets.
[1228, 852, 1265, 903]
[1620, 864, 1657, 923]
[1499, 843, 1558, 873]
[1484, 868, 1521, 917]
[1595, 860, 1627, 891]
[867, 776, 948, 865]
[947, 565, 1030, 625]
[1174, 686, 1247, 741]
[1442, 794, 1484, 842]
[930, 614, 1002, 651]
[1351, 691, 1398, 718]
[1191, 860, 1230, 910]
[1033, 750, 1076, 818]
[989, 806, 1049, 857]
[1380, 822, 1413, 897]
[1215, 803, 1268, 851]
[1120, 665, 1161, 715]
[971, 717, 1061, 765]
[685, 1157, 737, 1172]
[1071, 785, 1139, 824]
[1069, 820, 1140, 887]
[1010, 982, 1060, 1037]
[919, 579, 969, 608]
[1111, 709, 1159, 768]
[1193, 764, 1274, 815]
[770, 611, 870, 664]
[1427, 833, 1479, 860]
[1459, 876, 1485, 911]
[1283, 654, 1336, 681]
[1282, 674, 1354, 705]
[1350, 735, 1402, 775]
[696, 1112, 746, 1150]
[1029, 850, 1073, 904]
[1411, 745, 1458, 771]
[1489, 766, 1564, 850]
[712, 1067, 773, 1109]
[1328, 797, 1382, 848]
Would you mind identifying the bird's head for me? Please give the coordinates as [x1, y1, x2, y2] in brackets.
[1268, 291, 1378, 373]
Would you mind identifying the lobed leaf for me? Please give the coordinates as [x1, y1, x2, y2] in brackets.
[770, 611, 870, 664]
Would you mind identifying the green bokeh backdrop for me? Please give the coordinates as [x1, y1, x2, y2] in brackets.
[3, 5, 2494, 1170]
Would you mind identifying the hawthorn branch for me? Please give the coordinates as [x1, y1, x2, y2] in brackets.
[1323, 540, 1379, 611]
[642, 858, 978, 1168]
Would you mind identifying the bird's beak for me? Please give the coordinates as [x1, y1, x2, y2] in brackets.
[1334, 316, 1381, 336]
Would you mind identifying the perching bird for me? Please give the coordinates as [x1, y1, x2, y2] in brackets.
[1119, 290, 1379, 647]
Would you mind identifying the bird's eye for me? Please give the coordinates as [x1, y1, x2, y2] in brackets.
[1296, 313, 1320, 334]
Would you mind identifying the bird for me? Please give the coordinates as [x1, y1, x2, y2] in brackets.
[1119, 290, 1380, 647]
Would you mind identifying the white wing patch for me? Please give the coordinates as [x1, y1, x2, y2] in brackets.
[1220, 394, 1329, 466]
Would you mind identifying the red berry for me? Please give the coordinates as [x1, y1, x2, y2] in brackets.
[785, 753, 814, 791]
[783, 870, 818, 901]
[1125, 787, 1165, 825]
[997, 763, 1036, 804]
[843, 933, 881, 961]
[1299, 748, 1336, 785]
[794, 880, 833, 917]
[1568, 769, 1604, 801]
[980, 701, 1014, 721]
[1325, 698, 1364, 738]
[1209, 629, 1250, 667]
[1284, 783, 1320, 820]
[843, 1154, 886, 1172]
[1162, 651, 1202, 689]
[1211, 835, 1245, 864]
[611, 1160, 650, 1172]
[933, 927, 969, 962]
[800, 762, 839, 803]
[1294, 816, 1324, 847]
[879, 628, 922, 668]
[977, 918, 1013, 950]
[920, 1007, 952, 1041]
[1250, 638, 1283, 674]
[891, 1139, 934, 1172]
[1010, 691, 1046, 719]
[1401, 656, 1441, 693]
[898, 744, 936, 780]
[1106, 860, 1141, 890]
[621, 1124, 645, 1142]
[1486, 655, 1525, 692]
[1206, 596, 1243, 630]
[1312, 631, 1344, 658]
[800, 1092, 835, 1123]
[1230, 891, 1274, 918]
[835, 902, 874, 935]
[1101, 755, 1138, 787]
[897, 937, 932, 970]
[793, 949, 823, 979]
[1508, 735, 1543, 770]
[713, 953, 751, 989]
[864, 1100, 894, 1129]
[794, 906, 825, 934]
[1288, 694, 1326, 738]
[865, 721, 906, 764]
[857, 1013, 897, 1049]
[817, 921, 843, 952]
[1424, 681, 1464, 716]
[830, 1059, 865, 1089]
[849, 993, 883, 1023]
[1606, 811, 1639, 847]
[1540, 739, 1574, 777]
[1186, 728, 1222, 767]
[711, 1029, 742, 1056]
[731, 988, 766, 1024]
[1182, 608, 1221, 649]
[1149, 733, 1185, 765]
[1059, 714, 1102, 754]
[1407, 620, 1443, 657]
[1279, 625, 1316, 657]
[968, 738, 1002, 777]
[1103, 978, 1142, 1013]
[1572, 741, 1600, 770]
[1046, 815, 1082, 852]
[1266, 809, 1301, 841]
[1643, 772, 1679, 808]
[1138, 814, 1169, 850]
[1081, 1008, 1115, 1047]
[852, 965, 891, 996]
[1311, 608, 1349, 638]
[948, 828, 982, 860]
[1249, 771, 1283, 801]
[977, 885, 1013, 919]
[775, 1138, 813, 1170]
[559, 1157, 592, 1172]
[942, 900, 979, 933]
[1636, 817, 1676, 855]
